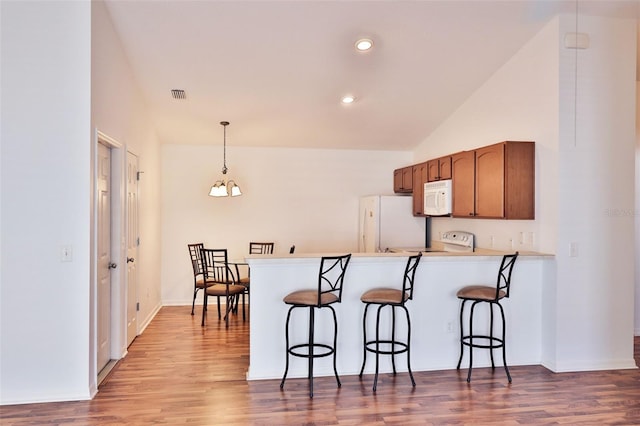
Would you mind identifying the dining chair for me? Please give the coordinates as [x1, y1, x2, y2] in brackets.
[236, 242, 275, 309]
[200, 248, 246, 328]
[249, 242, 275, 254]
[187, 243, 215, 315]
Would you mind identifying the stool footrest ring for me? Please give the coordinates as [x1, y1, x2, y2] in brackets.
[288, 342, 335, 359]
[461, 335, 504, 350]
[364, 340, 409, 356]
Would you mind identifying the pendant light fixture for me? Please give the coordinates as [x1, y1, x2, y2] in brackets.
[209, 121, 242, 197]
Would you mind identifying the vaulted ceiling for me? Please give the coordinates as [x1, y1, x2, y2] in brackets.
[104, 0, 639, 151]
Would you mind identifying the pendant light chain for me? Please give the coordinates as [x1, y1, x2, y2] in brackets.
[209, 120, 241, 197]
[221, 121, 229, 174]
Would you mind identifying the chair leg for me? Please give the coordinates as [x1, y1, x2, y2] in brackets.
[466, 301, 479, 383]
[329, 305, 341, 389]
[280, 307, 294, 390]
[242, 292, 246, 321]
[489, 303, 496, 369]
[308, 306, 315, 398]
[191, 288, 198, 315]
[498, 302, 512, 383]
[223, 294, 236, 328]
[201, 293, 208, 327]
[402, 305, 415, 387]
[456, 300, 467, 369]
[391, 306, 397, 375]
[359, 304, 370, 377]
[217, 296, 221, 319]
[373, 304, 382, 392]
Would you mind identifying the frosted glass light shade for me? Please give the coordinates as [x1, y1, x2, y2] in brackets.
[209, 181, 228, 197]
[228, 181, 242, 197]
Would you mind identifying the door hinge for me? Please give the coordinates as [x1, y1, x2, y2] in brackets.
[137, 237, 140, 246]
[136, 302, 140, 312]
[136, 171, 144, 181]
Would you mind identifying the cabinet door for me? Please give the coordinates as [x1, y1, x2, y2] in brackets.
[427, 157, 452, 181]
[402, 167, 413, 191]
[393, 167, 413, 193]
[393, 169, 403, 193]
[504, 141, 535, 219]
[451, 151, 475, 217]
[475, 143, 505, 218]
[412, 162, 428, 216]
[439, 156, 452, 180]
[427, 160, 439, 182]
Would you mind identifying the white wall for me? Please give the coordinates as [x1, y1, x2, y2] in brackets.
[161, 145, 412, 306]
[0, 0, 163, 405]
[1, 1, 93, 403]
[414, 15, 637, 371]
[91, 0, 162, 332]
[413, 14, 560, 254]
[554, 14, 635, 371]
[634, 81, 640, 336]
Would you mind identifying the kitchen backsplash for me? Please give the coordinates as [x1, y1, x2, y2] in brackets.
[430, 217, 542, 253]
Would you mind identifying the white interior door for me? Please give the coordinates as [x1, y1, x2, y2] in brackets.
[126, 152, 139, 347]
[97, 142, 112, 372]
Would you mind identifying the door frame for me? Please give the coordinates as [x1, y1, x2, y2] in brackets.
[91, 129, 127, 395]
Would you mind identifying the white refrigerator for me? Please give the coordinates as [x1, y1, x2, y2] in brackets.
[358, 195, 427, 253]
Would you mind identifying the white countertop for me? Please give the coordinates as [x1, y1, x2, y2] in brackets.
[245, 248, 553, 263]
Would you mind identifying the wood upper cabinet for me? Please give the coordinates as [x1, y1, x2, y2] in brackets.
[427, 156, 452, 182]
[412, 162, 428, 216]
[393, 166, 413, 193]
[451, 151, 475, 217]
[475, 144, 505, 218]
[452, 141, 534, 219]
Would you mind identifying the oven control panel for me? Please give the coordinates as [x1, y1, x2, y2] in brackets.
[441, 231, 474, 252]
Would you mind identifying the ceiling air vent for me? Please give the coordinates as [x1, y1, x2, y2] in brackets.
[171, 89, 186, 100]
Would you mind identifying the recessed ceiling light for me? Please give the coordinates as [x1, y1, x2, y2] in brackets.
[355, 38, 373, 52]
[341, 95, 356, 104]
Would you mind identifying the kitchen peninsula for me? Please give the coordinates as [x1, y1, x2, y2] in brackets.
[245, 250, 553, 381]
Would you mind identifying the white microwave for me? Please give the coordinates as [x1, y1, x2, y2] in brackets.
[424, 180, 452, 216]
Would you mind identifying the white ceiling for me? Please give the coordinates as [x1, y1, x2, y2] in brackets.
[104, 0, 639, 152]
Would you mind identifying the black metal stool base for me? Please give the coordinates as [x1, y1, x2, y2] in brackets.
[456, 299, 512, 383]
[280, 305, 340, 398]
[359, 304, 415, 392]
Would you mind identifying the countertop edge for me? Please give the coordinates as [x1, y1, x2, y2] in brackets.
[245, 250, 554, 263]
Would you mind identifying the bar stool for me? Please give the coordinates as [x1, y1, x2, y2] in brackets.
[280, 254, 351, 398]
[359, 253, 422, 391]
[456, 252, 518, 383]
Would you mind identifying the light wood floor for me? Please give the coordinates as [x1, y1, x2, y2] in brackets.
[2, 306, 639, 425]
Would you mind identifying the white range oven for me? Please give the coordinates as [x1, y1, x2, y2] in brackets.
[389, 230, 474, 254]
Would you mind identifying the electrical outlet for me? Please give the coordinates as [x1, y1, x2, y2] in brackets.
[446, 321, 454, 333]
[570, 242, 579, 257]
[61, 245, 73, 262]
